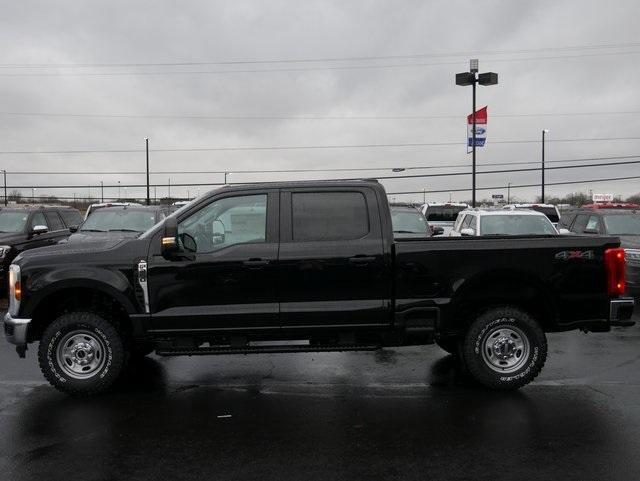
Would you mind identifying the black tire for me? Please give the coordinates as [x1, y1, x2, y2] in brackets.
[38, 311, 126, 396]
[461, 306, 547, 390]
[435, 338, 459, 354]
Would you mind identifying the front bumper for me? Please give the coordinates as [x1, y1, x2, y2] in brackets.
[610, 298, 635, 327]
[3, 312, 31, 346]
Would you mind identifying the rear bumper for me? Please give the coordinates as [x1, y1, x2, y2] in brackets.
[609, 298, 635, 327]
[3, 312, 31, 345]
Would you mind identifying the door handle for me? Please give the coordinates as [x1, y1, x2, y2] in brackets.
[243, 258, 270, 268]
[348, 255, 375, 265]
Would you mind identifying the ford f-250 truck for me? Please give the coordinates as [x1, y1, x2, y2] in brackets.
[3, 180, 635, 395]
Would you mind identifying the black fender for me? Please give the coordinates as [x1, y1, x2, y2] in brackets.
[21, 266, 139, 318]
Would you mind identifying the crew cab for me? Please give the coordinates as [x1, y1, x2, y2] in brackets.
[3, 180, 635, 395]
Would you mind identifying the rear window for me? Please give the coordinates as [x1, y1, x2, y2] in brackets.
[59, 209, 83, 227]
[292, 192, 369, 241]
[480, 215, 557, 235]
[425, 205, 467, 222]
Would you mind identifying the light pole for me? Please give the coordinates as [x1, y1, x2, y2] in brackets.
[117, 180, 121, 200]
[1, 170, 6, 206]
[32, 188, 36, 203]
[507, 182, 511, 204]
[456, 59, 498, 207]
[224, 172, 229, 184]
[168, 178, 171, 199]
[145, 137, 150, 205]
[541, 129, 549, 203]
[100, 180, 104, 203]
[124, 187, 127, 200]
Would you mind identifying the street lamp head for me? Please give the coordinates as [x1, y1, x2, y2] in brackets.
[543, 129, 550, 133]
[455, 72, 475, 86]
[470, 59, 479, 73]
[477, 72, 498, 86]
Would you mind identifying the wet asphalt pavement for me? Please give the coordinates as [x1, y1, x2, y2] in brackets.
[1, 314, 640, 481]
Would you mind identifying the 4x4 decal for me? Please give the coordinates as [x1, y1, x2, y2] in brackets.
[555, 250, 594, 260]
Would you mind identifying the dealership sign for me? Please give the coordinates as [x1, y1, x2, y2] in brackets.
[467, 106, 488, 147]
[592, 193, 614, 202]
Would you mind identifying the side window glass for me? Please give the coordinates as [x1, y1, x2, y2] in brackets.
[453, 213, 465, 231]
[177, 194, 267, 254]
[572, 214, 588, 233]
[462, 214, 473, 229]
[30, 212, 48, 229]
[291, 192, 369, 242]
[45, 212, 65, 231]
[586, 215, 600, 233]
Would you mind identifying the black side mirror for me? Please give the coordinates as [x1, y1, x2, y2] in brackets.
[161, 217, 179, 257]
[69, 225, 79, 233]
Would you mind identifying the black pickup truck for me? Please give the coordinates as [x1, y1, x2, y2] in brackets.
[3, 180, 635, 395]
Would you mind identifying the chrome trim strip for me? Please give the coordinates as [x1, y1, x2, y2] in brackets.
[137, 260, 150, 314]
[3, 312, 31, 345]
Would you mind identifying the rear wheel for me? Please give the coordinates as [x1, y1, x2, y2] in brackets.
[38, 311, 126, 396]
[461, 306, 547, 390]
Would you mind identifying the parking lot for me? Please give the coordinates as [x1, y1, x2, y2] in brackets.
[0, 311, 638, 481]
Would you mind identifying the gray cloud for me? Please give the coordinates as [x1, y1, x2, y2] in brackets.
[0, 0, 638, 203]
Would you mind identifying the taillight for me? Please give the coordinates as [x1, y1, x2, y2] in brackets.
[604, 248, 625, 297]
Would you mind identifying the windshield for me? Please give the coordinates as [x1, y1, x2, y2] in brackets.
[81, 209, 157, 233]
[480, 215, 558, 235]
[0, 211, 29, 233]
[391, 208, 429, 234]
[425, 205, 467, 222]
[603, 214, 640, 235]
[516, 206, 559, 223]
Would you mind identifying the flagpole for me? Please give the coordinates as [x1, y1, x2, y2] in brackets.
[472, 79, 477, 207]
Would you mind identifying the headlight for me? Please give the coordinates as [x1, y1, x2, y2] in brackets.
[8, 264, 21, 316]
[0, 245, 10, 258]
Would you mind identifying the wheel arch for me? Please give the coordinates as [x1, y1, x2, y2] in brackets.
[442, 268, 558, 336]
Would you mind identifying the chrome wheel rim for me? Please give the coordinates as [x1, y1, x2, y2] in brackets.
[481, 324, 530, 373]
[56, 330, 106, 379]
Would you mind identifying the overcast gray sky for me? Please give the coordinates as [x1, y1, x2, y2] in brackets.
[0, 0, 639, 203]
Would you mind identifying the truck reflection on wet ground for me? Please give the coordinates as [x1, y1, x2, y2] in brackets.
[1, 321, 639, 480]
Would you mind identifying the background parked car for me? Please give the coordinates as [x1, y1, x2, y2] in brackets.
[420, 202, 468, 236]
[0, 205, 82, 294]
[450, 208, 559, 237]
[64, 205, 172, 243]
[502, 203, 561, 227]
[560, 205, 640, 296]
[390, 203, 441, 238]
[84, 201, 142, 219]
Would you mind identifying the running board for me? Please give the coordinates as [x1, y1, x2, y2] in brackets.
[155, 344, 380, 356]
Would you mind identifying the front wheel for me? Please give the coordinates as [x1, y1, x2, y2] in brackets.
[38, 312, 126, 396]
[461, 306, 547, 390]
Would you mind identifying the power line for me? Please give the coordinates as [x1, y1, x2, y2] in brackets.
[5, 157, 640, 189]
[1, 110, 638, 121]
[0, 137, 638, 155]
[387, 174, 640, 196]
[3, 154, 639, 175]
[2, 41, 639, 68]
[1, 50, 638, 77]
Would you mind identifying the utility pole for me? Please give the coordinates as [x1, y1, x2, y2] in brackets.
[100, 180, 104, 203]
[117, 180, 121, 200]
[456, 60, 498, 207]
[168, 178, 171, 199]
[541, 129, 549, 203]
[2, 170, 6, 206]
[145, 137, 150, 205]
[507, 182, 511, 204]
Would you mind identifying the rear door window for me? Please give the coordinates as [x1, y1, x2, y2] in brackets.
[45, 212, 65, 231]
[292, 192, 369, 241]
[30, 212, 48, 229]
[571, 214, 589, 233]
